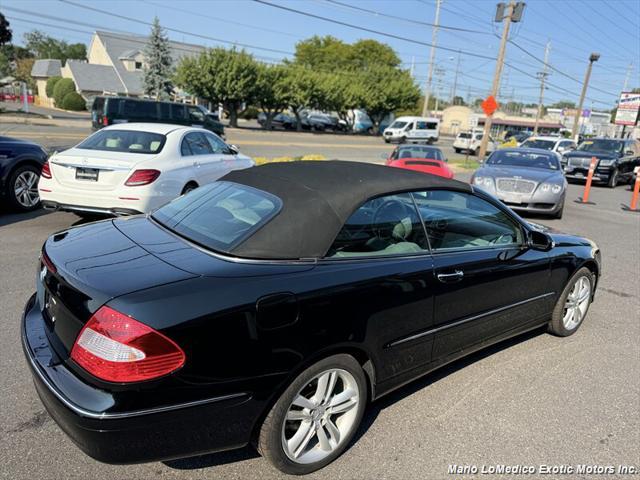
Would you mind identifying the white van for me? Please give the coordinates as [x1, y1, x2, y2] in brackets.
[453, 129, 497, 155]
[383, 116, 440, 144]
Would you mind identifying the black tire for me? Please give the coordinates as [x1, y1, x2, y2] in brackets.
[7, 164, 41, 212]
[258, 354, 367, 475]
[181, 182, 198, 195]
[454, 148, 461, 154]
[607, 169, 618, 188]
[552, 199, 565, 219]
[548, 267, 594, 337]
[399, 136, 406, 144]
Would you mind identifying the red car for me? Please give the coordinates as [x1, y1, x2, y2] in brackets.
[385, 144, 454, 179]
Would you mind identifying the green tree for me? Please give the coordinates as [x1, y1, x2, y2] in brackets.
[24, 30, 86, 63]
[14, 58, 35, 89]
[46, 76, 62, 97]
[294, 35, 401, 72]
[280, 65, 324, 131]
[0, 13, 12, 46]
[52, 77, 75, 107]
[254, 63, 291, 129]
[143, 17, 173, 100]
[550, 100, 576, 109]
[357, 66, 420, 133]
[175, 48, 258, 128]
[316, 71, 362, 127]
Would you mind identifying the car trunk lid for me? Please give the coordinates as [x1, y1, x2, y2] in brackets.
[49, 148, 154, 191]
[39, 220, 197, 357]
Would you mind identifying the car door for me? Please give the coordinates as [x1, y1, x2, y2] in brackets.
[620, 140, 640, 179]
[203, 132, 237, 181]
[412, 189, 553, 364]
[315, 192, 437, 386]
[180, 132, 217, 184]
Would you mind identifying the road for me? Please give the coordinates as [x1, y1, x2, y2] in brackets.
[0, 130, 639, 479]
[0, 120, 468, 163]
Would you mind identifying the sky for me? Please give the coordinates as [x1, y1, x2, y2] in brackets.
[2, 0, 639, 111]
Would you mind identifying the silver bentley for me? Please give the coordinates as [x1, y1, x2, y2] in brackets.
[471, 148, 567, 219]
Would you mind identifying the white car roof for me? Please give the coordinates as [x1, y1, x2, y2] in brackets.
[526, 136, 564, 142]
[393, 116, 439, 122]
[102, 123, 195, 135]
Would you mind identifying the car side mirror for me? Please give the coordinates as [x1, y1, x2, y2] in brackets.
[528, 230, 553, 251]
[227, 144, 239, 155]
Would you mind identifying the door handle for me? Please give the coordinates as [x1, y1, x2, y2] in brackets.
[437, 270, 464, 283]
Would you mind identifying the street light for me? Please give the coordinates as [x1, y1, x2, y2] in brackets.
[571, 52, 600, 140]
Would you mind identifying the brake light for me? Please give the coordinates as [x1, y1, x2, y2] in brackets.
[102, 116, 108, 126]
[70, 306, 185, 383]
[41, 250, 56, 274]
[41, 160, 52, 179]
[125, 169, 161, 186]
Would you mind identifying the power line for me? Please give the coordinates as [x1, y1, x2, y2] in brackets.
[508, 39, 617, 98]
[252, 0, 498, 60]
[324, 0, 493, 35]
[56, 0, 295, 56]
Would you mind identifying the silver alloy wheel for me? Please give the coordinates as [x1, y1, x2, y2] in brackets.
[562, 276, 591, 330]
[281, 368, 360, 464]
[14, 170, 40, 208]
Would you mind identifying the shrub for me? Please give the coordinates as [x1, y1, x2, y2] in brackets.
[60, 91, 86, 111]
[52, 78, 76, 107]
[45, 76, 62, 98]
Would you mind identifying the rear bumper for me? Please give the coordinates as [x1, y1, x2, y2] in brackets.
[21, 294, 260, 464]
[42, 200, 142, 216]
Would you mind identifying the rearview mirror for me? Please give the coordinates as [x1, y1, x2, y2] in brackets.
[528, 230, 553, 251]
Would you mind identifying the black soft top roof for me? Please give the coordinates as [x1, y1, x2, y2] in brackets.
[222, 160, 471, 259]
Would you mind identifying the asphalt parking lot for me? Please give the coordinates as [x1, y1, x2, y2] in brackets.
[1, 148, 639, 478]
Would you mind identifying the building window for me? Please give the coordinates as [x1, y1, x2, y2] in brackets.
[135, 61, 142, 70]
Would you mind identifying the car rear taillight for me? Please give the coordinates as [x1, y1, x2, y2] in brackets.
[41, 160, 52, 179]
[70, 306, 185, 383]
[125, 169, 161, 186]
[102, 116, 108, 126]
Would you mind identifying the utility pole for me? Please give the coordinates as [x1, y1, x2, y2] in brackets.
[410, 56, 415, 78]
[478, 1, 525, 159]
[421, 0, 442, 116]
[571, 52, 600, 140]
[450, 50, 461, 105]
[533, 40, 551, 135]
[622, 62, 633, 92]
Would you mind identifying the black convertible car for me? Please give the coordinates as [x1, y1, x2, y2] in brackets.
[22, 161, 600, 474]
[0, 136, 48, 211]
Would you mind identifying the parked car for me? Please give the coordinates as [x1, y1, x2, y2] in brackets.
[385, 144, 453, 179]
[23, 160, 600, 474]
[472, 148, 567, 218]
[503, 130, 532, 145]
[383, 116, 439, 144]
[520, 136, 576, 155]
[561, 138, 640, 188]
[453, 130, 497, 155]
[91, 96, 225, 138]
[257, 112, 295, 130]
[38, 123, 253, 216]
[0, 136, 48, 212]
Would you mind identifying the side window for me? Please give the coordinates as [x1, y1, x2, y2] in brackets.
[405, 122, 414, 131]
[159, 103, 171, 121]
[182, 132, 212, 156]
[171, 104, 187, 121]
[415, 121, 427, 130]
[204, 132, 228, 154]
[412, 190, 523, 251]
[180, 137, 192, 156]
[326, 193, 429, 258]
[188, 106, 205, 123]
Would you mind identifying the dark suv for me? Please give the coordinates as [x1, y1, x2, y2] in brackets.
[91, 96, 225, 138]
[562, 138, 640, 188]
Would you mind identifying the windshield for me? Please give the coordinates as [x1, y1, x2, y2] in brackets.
[152, 182, 281, 253]
[577, 139, 624, 154]
[77, 130, 165, 154]
[521, 139, 556, 150]
[395, 146, 444, 161]
[486, 150, 559, 170]
[389, 121, 408, 129]
[458, 133, 471, 139]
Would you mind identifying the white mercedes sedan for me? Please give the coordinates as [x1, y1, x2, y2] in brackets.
[38, 123, 254, 216]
